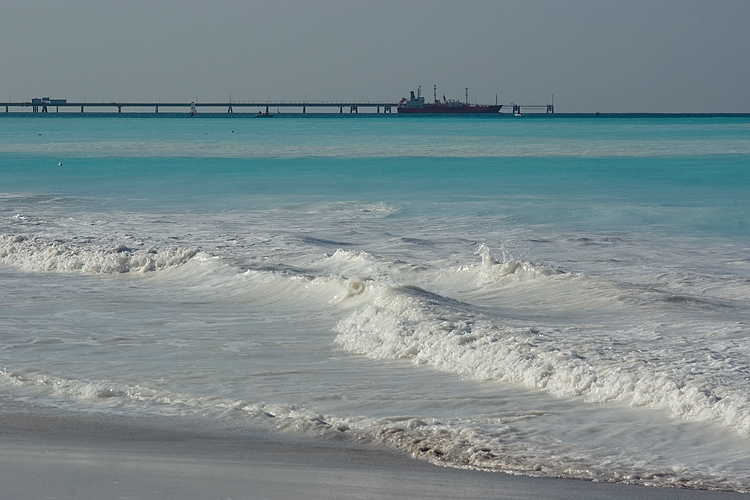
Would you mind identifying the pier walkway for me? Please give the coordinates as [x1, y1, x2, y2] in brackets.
[2, 98, 555, 115]
[1, 100, 397, 114]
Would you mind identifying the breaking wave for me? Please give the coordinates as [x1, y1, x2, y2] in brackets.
[334, 283, 750, 436]
[0, 234, 200, 273]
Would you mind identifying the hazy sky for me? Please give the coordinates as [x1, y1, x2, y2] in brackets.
[1, 0, 748, 112]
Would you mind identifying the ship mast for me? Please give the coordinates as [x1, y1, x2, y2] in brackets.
[434, 85, 437, 104]
[465, 88, 469, 105]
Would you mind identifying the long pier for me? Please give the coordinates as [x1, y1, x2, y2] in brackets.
[2, 99, 555, 115]
[1, 100, 398, 114]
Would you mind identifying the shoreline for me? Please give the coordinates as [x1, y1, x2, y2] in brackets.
[0, 407, 745, 500]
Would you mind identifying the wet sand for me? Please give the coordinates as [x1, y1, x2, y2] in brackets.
[0, 410, 744, 500]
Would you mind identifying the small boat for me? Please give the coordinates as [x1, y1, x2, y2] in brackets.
[255, 111, 273, 117]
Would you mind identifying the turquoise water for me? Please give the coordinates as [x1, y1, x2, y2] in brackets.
[1, 115, 750, 491]
[2, 116, 747, 232]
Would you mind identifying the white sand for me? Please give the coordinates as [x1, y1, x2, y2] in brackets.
[0, 409, 744, 500]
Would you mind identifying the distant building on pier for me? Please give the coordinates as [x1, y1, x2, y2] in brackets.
[32, 97, 67, 105]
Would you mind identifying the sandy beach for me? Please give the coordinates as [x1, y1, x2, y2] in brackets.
[0, 407, 744, 500]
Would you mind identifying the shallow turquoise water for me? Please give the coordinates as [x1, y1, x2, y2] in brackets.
[2, 115, 747, 232]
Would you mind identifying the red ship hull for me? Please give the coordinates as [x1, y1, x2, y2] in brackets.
[397, 104, 502, 114]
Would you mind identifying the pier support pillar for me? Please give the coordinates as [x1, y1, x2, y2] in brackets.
[6, 106, 8, 113]
[303, 106, 306, 114]
[339, 106, 343, 113]
[266, 106, 269, 113]
[118, 106, 122, 113]
[42, 105, 48, 113]
[377, 106, 380, 113]
[155, 105, 158, 113]
[385, 105, 391, 113]
[81, 106, 84, 113]
[350, 105, 357, 113]
[227, 105, 233, 113]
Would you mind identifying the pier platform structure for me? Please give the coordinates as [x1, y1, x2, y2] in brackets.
[2, 98, 555, 115]
[511, 103, 554, 114]
[1, 99, 396, 114]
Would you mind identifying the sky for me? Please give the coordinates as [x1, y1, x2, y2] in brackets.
[1, 0, 748, 113]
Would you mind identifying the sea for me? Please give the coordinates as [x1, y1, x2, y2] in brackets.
[1, 112, 749, 492]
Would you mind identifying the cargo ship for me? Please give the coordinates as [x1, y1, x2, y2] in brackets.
[397, 86, 502, 114]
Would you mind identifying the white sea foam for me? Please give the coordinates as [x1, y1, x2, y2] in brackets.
[432, 245, 566, 297]
[314, 246, 564, 296]
[227, 268, 373, 308]
[4, 230, 748, 441]
[1, 367, 744, 491]
[315, 248, 386, 281]
[303, 200, 400, 217]
[334, 280, 750, 435]
[0, 234, 200, 273]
